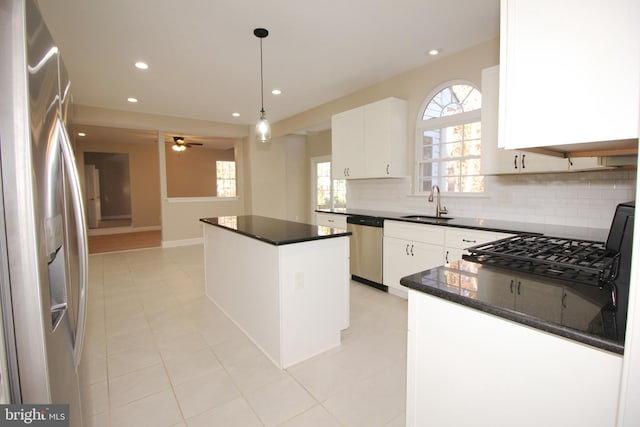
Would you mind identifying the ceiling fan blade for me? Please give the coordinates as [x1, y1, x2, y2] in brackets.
[188, 142, 204, 146]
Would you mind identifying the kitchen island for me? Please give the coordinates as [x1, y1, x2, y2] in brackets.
[200, 215, 351, 369]
[401, 260, 624, 427]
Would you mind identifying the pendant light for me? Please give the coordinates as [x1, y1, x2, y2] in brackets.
[254, 28, 271, 143]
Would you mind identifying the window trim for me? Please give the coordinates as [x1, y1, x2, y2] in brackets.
[414, 80, 484, 196]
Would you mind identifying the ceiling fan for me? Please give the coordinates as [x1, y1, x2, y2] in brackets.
[169, 136, 203, 152]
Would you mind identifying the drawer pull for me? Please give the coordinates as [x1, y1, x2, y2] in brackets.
[462, 238, 477, 243]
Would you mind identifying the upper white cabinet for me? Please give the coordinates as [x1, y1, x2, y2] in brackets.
[332, 97, 407, 179]
[498, 0, 639, 150]
[481, 66, 569, 175]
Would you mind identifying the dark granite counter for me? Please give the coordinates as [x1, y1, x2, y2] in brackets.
[201, 215, 351, 246]
[317, 209, 609, 241]
[400, 259, 624, 354]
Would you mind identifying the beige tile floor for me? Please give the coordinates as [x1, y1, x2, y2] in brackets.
[80, 244, 408, 427]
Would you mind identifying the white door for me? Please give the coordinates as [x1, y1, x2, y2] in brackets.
[84, 164, 101, 228]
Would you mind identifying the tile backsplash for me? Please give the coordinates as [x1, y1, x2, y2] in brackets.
[346, 170, 637, 229]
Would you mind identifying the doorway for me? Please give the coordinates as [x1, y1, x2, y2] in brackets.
[83, 152, 132, 229]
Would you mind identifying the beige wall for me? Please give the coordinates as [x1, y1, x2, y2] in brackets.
[165, 146, 234, 197]
[76, 140, 161, 228]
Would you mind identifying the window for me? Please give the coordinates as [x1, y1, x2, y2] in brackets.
[216, 161, 236, 197]
[313, 157, 346, 211]
[416, 83, 484, 194]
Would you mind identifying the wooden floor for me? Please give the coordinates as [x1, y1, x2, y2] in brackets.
[88, 230, 161, 254]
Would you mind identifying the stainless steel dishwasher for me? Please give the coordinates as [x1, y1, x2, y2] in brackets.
[346, 215, 386, 291]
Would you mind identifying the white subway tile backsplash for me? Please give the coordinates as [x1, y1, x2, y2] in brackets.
[347, 170, 636, 229]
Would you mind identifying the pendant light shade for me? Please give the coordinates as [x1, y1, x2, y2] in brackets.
[256, 109, 271, 142]
[254, 28, 271, 143]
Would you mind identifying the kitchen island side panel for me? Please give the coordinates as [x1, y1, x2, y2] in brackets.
[406, 289, 623, 427]
[204, 224, 281, 366]
[278, 236, 349, 367]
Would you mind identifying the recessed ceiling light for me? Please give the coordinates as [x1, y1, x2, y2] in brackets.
[127, 97, 138, 103]
[134, 61, 149, 70]
[77, 132, 86, 137]
[232, 112, 240, 117]
[271, 89, 282, 95]
[428, 49, 441, 56]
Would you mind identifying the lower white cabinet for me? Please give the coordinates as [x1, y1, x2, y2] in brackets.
[384, 237, 443, 297]
[407, 289, 623, 427]
[444, 228, 512, 264]
[384, 220, 512, 297]
[383, 221, 445, 297]
[315, 212, 347, 229]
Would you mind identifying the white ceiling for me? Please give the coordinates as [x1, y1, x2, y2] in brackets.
[38, 0, 499, 140]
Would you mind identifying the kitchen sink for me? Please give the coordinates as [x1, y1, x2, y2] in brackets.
[401, 215, 453, 221]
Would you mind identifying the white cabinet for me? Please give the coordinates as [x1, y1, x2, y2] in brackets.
[315, 212, 347, 229]
[481, 65, 569, 175]
[332, 97, 407, 179]
[498, 0, 639, 150]
[383, 221, 445, 297]
[407, 289, 623, 427]
[331, 107, 365, 178]
[444, 228, 512, 263]
[384, 220, 512, 296]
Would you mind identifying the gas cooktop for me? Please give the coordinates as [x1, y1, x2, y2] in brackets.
[463, 234, 620, 288]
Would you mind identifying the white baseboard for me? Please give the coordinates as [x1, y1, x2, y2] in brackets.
[162, 237, 203, 248]
[87, 225, 161, 236]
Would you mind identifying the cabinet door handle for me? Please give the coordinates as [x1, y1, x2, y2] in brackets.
[405, 244, 410, 256]
[386, 164, 390, 175]
[514, 154, 518, 169]
[445, 250, 449, 263]
[510, 279, 514, 293]
[517, 281, 522, 295]
[562, 292, 567, 308]
[521, 154, 526, 169]
[462, 239, 476, 244]
[410, 244, 414, 256]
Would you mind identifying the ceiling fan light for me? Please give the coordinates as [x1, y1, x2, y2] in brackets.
[256, 110, 271, 143]
[172, 144, 186, 152]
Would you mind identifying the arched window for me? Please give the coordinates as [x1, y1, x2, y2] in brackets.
[415, 82, 484, 194]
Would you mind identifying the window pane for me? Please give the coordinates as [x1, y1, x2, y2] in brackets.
[422, 84, 481, 120]
[443, 142, 462, 159]
[462, 175, 485, 192]
[443, 176, 460, 192]
[418, 84, 484, 194]
[461, 158, 482, 176]
[333, 179, 347, 210]
[315, 161, 347, 211]
[216, 161, 236, 197]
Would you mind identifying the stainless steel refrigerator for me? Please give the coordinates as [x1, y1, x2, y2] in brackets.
[0, 0, 88, 426]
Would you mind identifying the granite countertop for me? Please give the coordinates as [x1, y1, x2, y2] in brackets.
[201, 215, 351, 246]
[317, 209, 609, 241]
[400, 259, 624, 354]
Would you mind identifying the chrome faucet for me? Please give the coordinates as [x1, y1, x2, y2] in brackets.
[428, 185, 448, 218]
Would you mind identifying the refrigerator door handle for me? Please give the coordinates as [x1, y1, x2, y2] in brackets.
[56, 117, 89, 368]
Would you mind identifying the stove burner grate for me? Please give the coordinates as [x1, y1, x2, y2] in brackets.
[463, 234, 620, 287]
